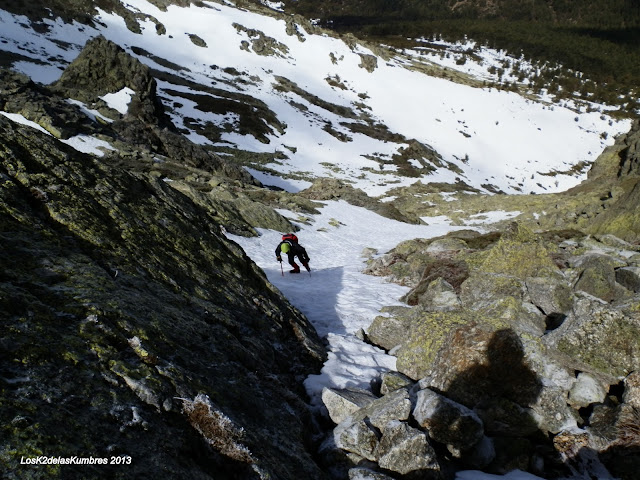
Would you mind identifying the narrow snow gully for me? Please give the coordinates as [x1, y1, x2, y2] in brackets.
[229, 200, 477, 408]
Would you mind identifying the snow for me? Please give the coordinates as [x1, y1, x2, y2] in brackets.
[0, 0, 631, 193]
[100, 87, 136, 115]
[61, 135, 116, 157]
[0, 111, 51, 135]
[0, 111, 116, 156]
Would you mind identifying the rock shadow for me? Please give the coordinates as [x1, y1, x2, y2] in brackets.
[440, 327, 543, 409]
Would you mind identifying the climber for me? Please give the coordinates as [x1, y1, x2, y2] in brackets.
[275, 233, 310, 273]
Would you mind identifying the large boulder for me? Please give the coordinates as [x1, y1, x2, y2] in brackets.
[412, 388, 484, 451]
[375, 421, 441, 477]
[543, 294, 640, 378]
[322, 387, 378, 425]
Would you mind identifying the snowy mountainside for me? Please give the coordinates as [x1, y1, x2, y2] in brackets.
[0, 0, 631, 196]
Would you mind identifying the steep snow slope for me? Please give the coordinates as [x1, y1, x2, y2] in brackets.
[0, 0, 631, 196]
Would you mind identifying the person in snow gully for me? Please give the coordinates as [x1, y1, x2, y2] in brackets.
[275, 233, 310, 273]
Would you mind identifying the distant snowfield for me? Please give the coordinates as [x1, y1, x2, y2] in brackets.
[0, 3, 630, 478]
[0, 0, 632, 196]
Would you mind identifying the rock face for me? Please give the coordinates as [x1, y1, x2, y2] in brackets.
[322, 224, 640, 479]
[1, 36, 304, 238]
[0, 52, 328, 480]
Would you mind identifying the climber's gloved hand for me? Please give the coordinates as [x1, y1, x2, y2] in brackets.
[276, 256, 282, 262]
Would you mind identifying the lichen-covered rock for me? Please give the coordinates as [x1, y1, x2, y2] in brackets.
[403, 260, 468, 306]
[378, 371, 414, 396]
[573, 254, 630, 302]
[478, 223, 560, 279]
[525, 276, 574, 316]
[367, 307, 417, 352]
[322, 387, 378, 425]
[374, 421, 441, 477]
[530, 387, 579, 434]
[0, 115, 326, 479]
[412, 388, 484, 451]
[333, 417, 380, 462]
[361, 388, 413, 430]
[394, 310, 473, 380]
[623, 371, 640, 408]
[543, 294, 640, 378]
[616, 267, 640, 293]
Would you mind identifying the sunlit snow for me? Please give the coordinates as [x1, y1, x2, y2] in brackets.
[0, 1, 631, 194]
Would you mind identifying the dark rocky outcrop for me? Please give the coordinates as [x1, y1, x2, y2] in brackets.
[0, 67, 328, 480]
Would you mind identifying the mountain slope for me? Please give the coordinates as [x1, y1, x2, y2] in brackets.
[0, 101, 326, 478]
[0, 0, 631, 198]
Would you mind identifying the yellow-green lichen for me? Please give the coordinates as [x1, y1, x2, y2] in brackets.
[395, 310, 472, 379]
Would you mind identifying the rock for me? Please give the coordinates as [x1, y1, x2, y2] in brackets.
[322, 387, 378, 425]
[474, 397, 539, 437]
[421, 325, 543, 409]
[478, 223, 561, 279]
[460, 273, 526, 309]
[379, 371, 414, 395]
[407, 277, 462, 310]
[363, 388, 413, 430]
[458, 435, 496, 469]
[525, 276, 574, 315]
[53, 36, 170, 126]
[425, 237, 469, 254]
[301, 177, 418, 223]
[318, 435, 369, 479]
[358, 53, 378, 73]
[403, 258, 469, 306]
[568, 372, 608, 408]
[348, 467, 397, 480]
[531, 387, 578, 434]
[616, 266, 640, 293]
[374, 420, 441, 477]
[412, 388, 484, 451]
[623, 371, 640, 408]
[553, 429, 614, 479]
[0, 115, 326, 479]
[543, 293, 640, 378]
[333, 416, 380, 462]
[361, 247, 379, 258]
[573, 254, 629, 302]
[367, 308, 419, 352]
